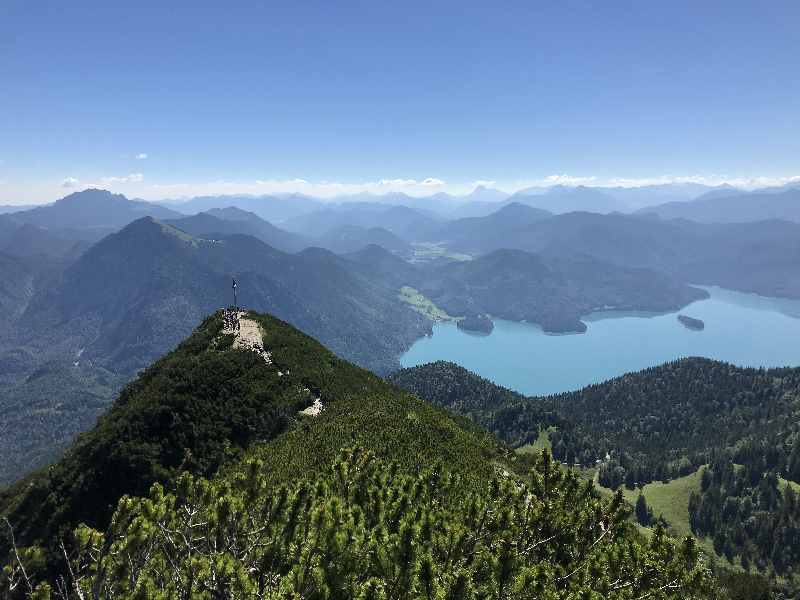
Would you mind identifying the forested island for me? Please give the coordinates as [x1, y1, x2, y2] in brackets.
[457, 313, 494, 334]
[678, 314, 705, 330]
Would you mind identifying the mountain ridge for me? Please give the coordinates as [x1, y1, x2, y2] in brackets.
[0, 309, 714, 599]
[8, 188, 181, 231]
[638, 188, 800, 223]
[165, 210, 311, 253]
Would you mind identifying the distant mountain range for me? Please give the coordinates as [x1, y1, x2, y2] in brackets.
[429, 202, 552, 245]
[3, 187, 799, 303]
[165, 193, 322, 222]
[325, 191, 465, 217]
[638, 187, 800, 223]
[315, 225, 411, 254]
[6, 181, 796, 246]
[511, 185, 629, 214]
[428, 208, 800, 300]
[281, 202, 443, 240]
[0, 205, 39, 215]
[165, 208, 311, 253]
[2, 187, 798, 370]
[325, 183, 745, 215]
[598, 183, 735, 210]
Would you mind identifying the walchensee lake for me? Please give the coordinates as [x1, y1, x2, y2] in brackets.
[399, 286, 800, 396]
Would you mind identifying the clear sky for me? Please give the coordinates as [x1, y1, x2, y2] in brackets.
[1, 0, 799, 203]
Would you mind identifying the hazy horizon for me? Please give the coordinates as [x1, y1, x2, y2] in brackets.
[2, 174, 800, 207]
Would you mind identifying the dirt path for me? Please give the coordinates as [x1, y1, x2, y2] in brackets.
[234, 314, 264, 350]
[222, 309, 325, 416]
[223, 311, 273, 365]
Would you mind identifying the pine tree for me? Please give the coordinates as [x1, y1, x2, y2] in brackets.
[635, 493, 652, 526]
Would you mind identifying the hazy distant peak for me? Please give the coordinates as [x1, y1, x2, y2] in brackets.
[464, 185, 508, 203]
[510, 185, 625, 214]
[637, 187, 800, 223]
[59, 188, 127, 205]
[7, 188, 181, 231]
[495, 201, 549, 215]
[205, 206, 260, 221]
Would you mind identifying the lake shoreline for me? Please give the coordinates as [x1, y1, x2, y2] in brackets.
[399, 286, 800, 397]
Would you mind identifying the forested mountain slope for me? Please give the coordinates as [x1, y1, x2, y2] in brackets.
[0, 218, 88, 260]
[165, 210, 312, 253]
[392, 358, 800, 490]
[416, 249, 707, 332]
[347, 243, 706, 334]
[429, 209, 800, 300]
[20, 217, 428, 377]
[0, 254, 37, 328]
[0, 218, 430, 485]
[0, 360, 124, 485]
[0, 310, 714, 599]
[392, 359, 800, 590]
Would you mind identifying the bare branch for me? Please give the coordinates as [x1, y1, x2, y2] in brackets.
[3, 517, 33, 594]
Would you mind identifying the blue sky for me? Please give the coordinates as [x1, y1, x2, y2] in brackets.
[1, 0, 799, 203]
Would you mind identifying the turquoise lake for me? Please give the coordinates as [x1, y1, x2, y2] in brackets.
[399, 286, 800, 397]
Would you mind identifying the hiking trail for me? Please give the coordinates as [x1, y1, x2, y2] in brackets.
[221, 309, 324, 416]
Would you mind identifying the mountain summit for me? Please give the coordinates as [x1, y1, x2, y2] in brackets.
[9, 188, 181, 231]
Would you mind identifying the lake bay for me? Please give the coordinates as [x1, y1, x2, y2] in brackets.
[399, 286, 800, 396]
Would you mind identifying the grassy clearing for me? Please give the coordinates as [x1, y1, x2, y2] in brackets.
[515, 428, 554, 455]
[159, 221, 199, 245]
[398, 286, 455, 321]
[621, 468, 704, 537]
[592, 467, 737, 569]
[520, 449, 729, 565]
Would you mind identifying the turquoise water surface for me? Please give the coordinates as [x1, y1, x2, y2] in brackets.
[399, 286, 800, 397]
